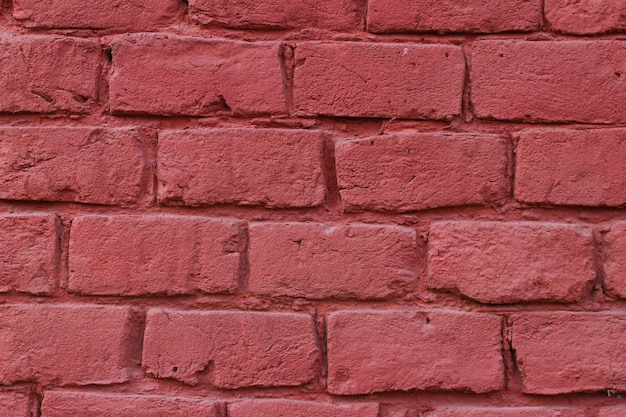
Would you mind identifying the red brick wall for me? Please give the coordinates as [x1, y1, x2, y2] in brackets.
[0, 0, 625, 416]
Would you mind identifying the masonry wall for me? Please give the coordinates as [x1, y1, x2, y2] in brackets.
[0, 0, 625, 416]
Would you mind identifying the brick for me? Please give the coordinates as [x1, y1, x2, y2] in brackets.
[158, 129, 324, 208]
[41, 391, 220, 417]
[471, 40, 626, 123]
[545, 0, 626, 34]
[430, 408, 585, 417]
[427, 221, 595, 304]
[229, 400, 379, 417]
[142, 309, 319, 388]
[13, 0, 182, 31]
[0, 304, 134, 385]
[0, 214, 60, 295]
[602, 222, 626, 299]
[599, 406, 626, 417]
[0, 392, 36, 417]
[249, 222, 418, 299]
[189, 0, 362, 30]
[0, 36, 100, 113]
[336, 133, 508, 212]
[327, 310, 503, 394]
[515, 129, 626, 207]
[368, 0, 540, 33]
[294, 42, 464, 119]
[0, 127, 154, 205]
[69, 215, 241, 296]
[511, 313, 626, 394]
[109, 34, 285, 117]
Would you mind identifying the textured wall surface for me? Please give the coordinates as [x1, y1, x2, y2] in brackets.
[0, 0, 625, 416]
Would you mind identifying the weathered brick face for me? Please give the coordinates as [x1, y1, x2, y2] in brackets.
[0, 1, 622, 416]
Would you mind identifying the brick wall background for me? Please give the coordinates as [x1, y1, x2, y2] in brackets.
[0, 0, 625, 416]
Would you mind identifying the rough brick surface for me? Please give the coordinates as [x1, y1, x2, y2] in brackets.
[336, 133, 508, 212]
[515, 129, 626, 207]
[189, 0, 363, 30]
[471, 40, 626, 123]
[249, 222, 418, 299]
[0, 305, 134, 385]
[0, 392, 36, 417]
[13, 0, 182, 31]
[109, 34, 285, 116]
[142, 309, 319, 388]
[427, 221, 595, 304]
[430, 408, 585, 417]
[0, 36, 100, 113]
[69, 215, 241, 296]
[326, 310, 503, 394]
[511, 313, 626, 394]
[0, 214, 60, 295]
[604, 222, 626, 299]
[294, 42, 464, 119]
[367, 0, 541, 33]
[41, 391, 221, 417]
[229, 400, 379, 417]
[599, 406, 626, 417]
[158, 129, 324, 208]
[0, 127, 154, 205]
[545, 0, 626, 34]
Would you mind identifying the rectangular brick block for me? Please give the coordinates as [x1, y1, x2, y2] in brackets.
[545, 0, 626, 34]
[249, 222, 418, 299]
[41, 391, 221, 417]
[158, 129, 324, 208]
[368, 0, 540, 33]
[515, 129, 626, 207]
[430, 408, 585, 417]
[229, 400, 379, 417]
[471, 40, 626, 123]
[327, 310, 503, 394]
[109, 34, 285, 117]
[601, 222, 626, 299]
[0, 127, 154, 205]
[142, 309, 319, 388]
[0, 304, 134, 385]
[13, 0, 182, 31]
[0, 214, 60, 295]
[189, 0, 363, 30]
[0, 392, 36, 417]
[69, 215, 242, 296]
[511, 313, 626, 394]
[0, 36, 101, 113]
[294, 42, 464, 119]
[336, 133, 508, 212]
[428, 222, 595, 304]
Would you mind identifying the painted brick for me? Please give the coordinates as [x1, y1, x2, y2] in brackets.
[142, 309, 319, 388]
[0, 305, 134, 385]
[545, 0, 626, 34]
[0, 214, 60, 295]
[69, 215, 241, 296]
[229, 400, 379, 417]
[471, 40, 626, 123]
[427, 221, 595, 304]
[599, 406, 626, 417]
[368, 0, 541, 33]
[515, 129, 626, 207]
[0, 36, 100, 113]
[109, 34, 285, 117]
[327, 310, 503, 394]
[0, 127, 154, 205]
[189, 0, 363, 30]
[0, 392, 36, 417]
[158, 129, 324, 208]
[294, 42, 464, 119]
[41, 391, 221, 417]
[335, 133, 508, 212]
[430, 407, 585, 417]
[249, 222, 418, 299]
[13, 0, 182, 31]
[602, 222, 626, 299]
[511, 313, 626, 394]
